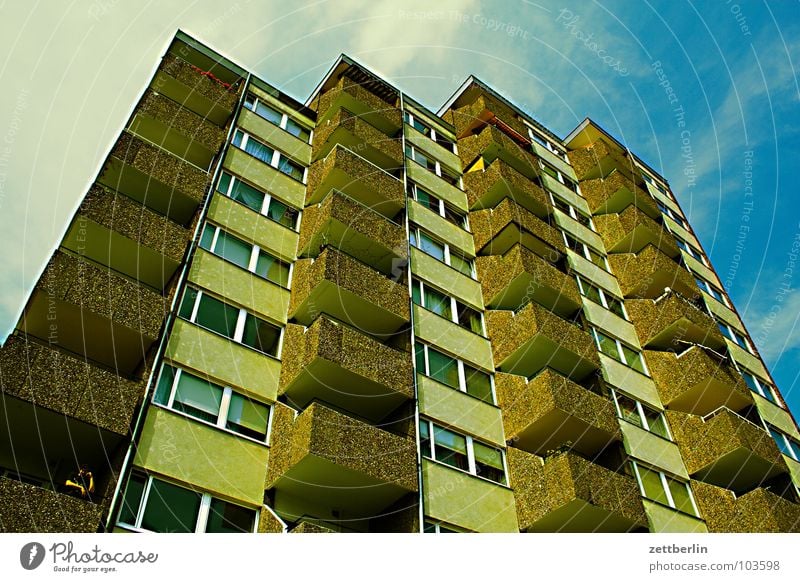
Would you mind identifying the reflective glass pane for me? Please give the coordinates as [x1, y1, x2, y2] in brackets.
[206, 498, 256, 533]
[226, 393, 269, 440]
[229, 179, 265, 211]
[195, 294, 240, 339]
[427, 348, 459, 389]
[141, 479, 201, 533]
[464, 366, 493, 403]
[255, 252, 290, 287]
[118, 473, 146, 526]
[173, 371, 223, 423]
[215, 230, 252, 269]
[241, 314, 281, 356]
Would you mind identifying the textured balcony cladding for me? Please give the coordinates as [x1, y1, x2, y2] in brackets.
[462, 158, 550, 213]
[645, 347, 753, 415]
[608, 245, 700, 300]
[476, 245, 581, 314]
[158, 53, 240, 110]
[451, 92, 529, 139]
[666, 409, 787, 489]
[507, 448, 647, 532]
[257, 509, 285, 533]
[691, 481, 800, 532]
[457, 124, 539, 176]
[134, 89, 227, 151]
[315, 74, 402, 131]
[36, 251, 165, 338]
[306, 146, 404, 214]
[312, 107, 403, 167]
[495, 370, 620, 456]
[0, 336, 142, 435]
[625, 292, 727, 350]
[593, 205, 679, 257]
[109, 133, 209, 202]
[290, 521, 336, 533]
[298, 191, 407, 273]
[486, 301, 599, 378]
[289, 246, 410, 329]
[567, 138, 639, 181]
[79, 184, 191, 263]
[0, 478, 103, 532]
[580, 171, 660, 218]
[470, 197, 565, 256]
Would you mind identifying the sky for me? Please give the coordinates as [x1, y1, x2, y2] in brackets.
[0, 0, 798, 411]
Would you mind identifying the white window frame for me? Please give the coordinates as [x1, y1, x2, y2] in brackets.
[733, 363, 782, 407]
[412, 278, 486, 336]
[118, 473, 259, 533]
[767, 425, 800, 462]
[538, 157, 580, 194]
[410, 226, 476, 279]
[694, 275, 730, 307]
[590, 327, 649, 376]
[200, 223, 293, 288]
[630, 460, 700, 517]
[576, 276, 628, 320]
[154, 364, 273, 444]
[217, 171, 301, 231]
[243, 93, 313, 143]
[404, 111, 457, 154]
[563, 232, 609, 271]
[419, 418, 508, 485]
[526, 126, 569, 162]
[716, 318, 753, 353]
[423, 520, 464, 533]
[232, 129, 308, 183]
[408, 182, 469, 231]
[656, 200, 690, 230]
[415, 342, 496, 405]
[674, 236, 709, 267]
[181, 287, 284, 359]
[611, 389, 671, 440]
[405, 144, 462, 189]
[549, 190, 595, 231]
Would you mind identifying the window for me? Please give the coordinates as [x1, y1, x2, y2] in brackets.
[643, 172, 669, 197]
[405, 144, 461, 187]
[564, 232, 608, 271]
[576, 276, 626, 319]
[738, 368, 781, 406]
[612, 391, 670, 439]
[199, 223, 291, 287]
[244, 93, 312, 143]
[768, 426, 800, 462]
[419, 419, 506, 484]
[403, 112, 457, 153]
[408, 182, 468, 230]
[631, 462, 698, 516]
[538, 159, 579, 193]
[154, 365, 271, 441]
[179, 287, 282, 357]
[119, 472, 257, 533]
[716, 320, 753, 353]
[694, 276, 729, 307]
[410, 226, 475, 278]
[415, 342, 494, 403]
[412, 279, 484, 335]
[527, 126, 569, 161]
[216, 172, 300, 230]
[232, 129, 307, 182]
[656, 200, 689, 230]
[591, 327, 648, 375]
[675, 238, 708, 266]
[549, 192, 593, 230]
[423, 521, 462, 533]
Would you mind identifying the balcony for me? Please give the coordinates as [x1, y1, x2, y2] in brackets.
[496, 369, 620, 456]
[128, 89, 227, 168]
[0, 478, 104, 532]
[608, 244, 700, 300]
[315, 74, 402, 136]
[312, 107, 403, 171]
[691, 481, 800, 532]
[60, 184, 190, 291]
[266, 403, 418, 519]
[508, 449, 647, 532]
[289, 247, 410, 338]
[19, 251, 165, 376]
[458, 124, 539, 181]
[279, 316, 414, 421]
[298, 190, 407, 276]
[666, 408, 788, 492]
[486, 301, 599, 380]
[476, 244, 581, 316]
[151, 53, 241, 126]
[462, 158, 550, 214]
[470, 197, 565, 257]
[306, 145, 404, 218]
[593, 204, 679, 257]
[450, 90, 529, 140]
[645, 345, 753, 415]
[98, 132, 210, 226]
[0, 335, 142, 435]
[579, 170, 660, 219]
[567, 137, 639, 182]
[625, 291, 727, 351]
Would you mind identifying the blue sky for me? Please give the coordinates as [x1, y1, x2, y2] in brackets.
[1, 0, 798, 411]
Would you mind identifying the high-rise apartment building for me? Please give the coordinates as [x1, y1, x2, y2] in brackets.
[2, 31, 799, 534]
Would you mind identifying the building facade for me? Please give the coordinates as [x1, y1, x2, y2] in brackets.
[2, 31, 800, 533]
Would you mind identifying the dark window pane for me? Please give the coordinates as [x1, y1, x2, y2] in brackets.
[456, 302, 483, 335]
[206, 498, 256, 533]
[173, 371, 223, 423]
[285, 118, 310, 142]
[427, 348, 459, 389]
[154, 365, 176, 405]
[419, 421, 431, 458]
[464, 366, 493, 403]
[638, 467, 669, 506]
[473, 441, 505, 484]
[118, 473, 146, 526]
[278, 156, 304, 181]
[424, 286, 451, 319]
[266, 198, 298, 229]
[243, 137, 274, 165]
[615, 394, 642, 428]
[241, 314, 281, 356]
[141, 479, 201, 533]
[229, 179, 265, 211]
[255, 101, 282, 125]
[199, 224, 215, 251]
[216, 171, 231, 194]
[178, 288, 199, 319]
[255, 252, 290, 287]
[433, 426, 468, 470]
[215, 230, 252, 270]
[667, 479, 696, 515]
[226, 393, 269, 440]
[195, 294, 240, 339]
[415, 342, 426, 373]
